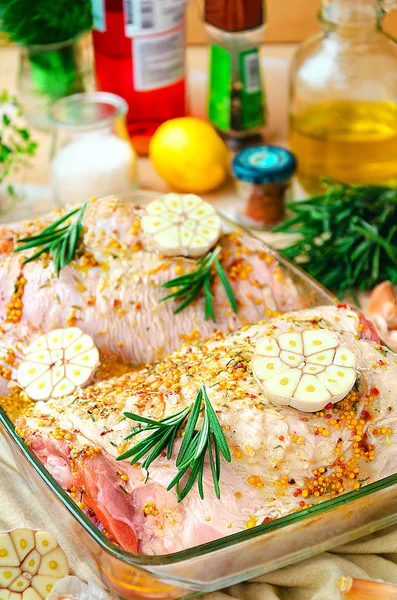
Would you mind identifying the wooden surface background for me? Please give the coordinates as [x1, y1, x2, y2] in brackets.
[186, 0, 397, 43]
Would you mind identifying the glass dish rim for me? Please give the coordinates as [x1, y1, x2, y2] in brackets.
[1, 201, 390, 569]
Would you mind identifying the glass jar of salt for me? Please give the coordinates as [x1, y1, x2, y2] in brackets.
[49, 92, 137, 206]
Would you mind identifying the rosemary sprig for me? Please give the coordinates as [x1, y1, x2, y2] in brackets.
[14, 202, 87, 277]
[273, 180, 397, 299]
[117, 384, 231, 501]
[167, 383, 231, 501]
[161, 246, 238, 322]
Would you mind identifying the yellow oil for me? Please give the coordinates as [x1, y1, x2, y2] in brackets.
[289, 100, 397, 194]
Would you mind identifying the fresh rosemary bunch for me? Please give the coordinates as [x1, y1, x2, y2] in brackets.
[161, 246, 238, 322]
[14, 203, 87, 277]
[273, 180, 397, 299]
[117, 384, 231, 502]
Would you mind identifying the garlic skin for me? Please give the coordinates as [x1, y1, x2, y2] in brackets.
[141, 193, 221, 258]
[252, 329, 357, 412]
[16, 328, 100, 402]
[0, 529, 69, 600]
[368, 281, 397, 332]
[46, 576, 111, 600]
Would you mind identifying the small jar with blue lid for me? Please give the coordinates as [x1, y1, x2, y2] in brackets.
[232, 145, 296, 230]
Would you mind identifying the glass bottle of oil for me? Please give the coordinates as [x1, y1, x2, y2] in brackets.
[289, 0, 397, 194]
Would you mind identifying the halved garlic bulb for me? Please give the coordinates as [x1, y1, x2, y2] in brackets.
[0, 529, 69, 600]
[141, 193, 221, 258]
[17, 328, 100, 401]
[252, 329, 357, 412]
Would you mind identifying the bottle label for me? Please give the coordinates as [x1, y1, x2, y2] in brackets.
[208, 44, 266, 132]
[133, 26, 185, 91]
[208, 45, 231, 132]
[91, 0, 106, 32]
[239, 48, 266, 129]
[124, 0, 185, 37]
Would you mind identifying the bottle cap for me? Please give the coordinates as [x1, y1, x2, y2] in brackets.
[232, 146, 296, 184]
[204, 0, 265, 32]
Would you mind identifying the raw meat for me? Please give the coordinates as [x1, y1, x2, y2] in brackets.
[16, 305, 394, 556]
[0, 196, 301, 387]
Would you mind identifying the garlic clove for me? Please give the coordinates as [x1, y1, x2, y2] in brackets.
[334, 347, 356, 367]
[37, 549, 68, 579]
[9, 594, 22, 600]
[302, 364, 325, 375]
[51, 378, 76, 399]
[182, 194, 202, 213]
[302, 329, 338, 355]
[16, 364, 50, 390]
[146, 199, 167, 216]
[21, 551, 41, 576]
[254, 338, 280, 358]
[319, 365, 357, 400]
[163, 193, 184, 213]
[31, 576, 58, 599]
[62, 328, 88, 350]
[294, 374, 330, 408]
[9, 576, 30, 593]
[64, 365, 95, 388]
[63, 335, 98, 362]
[279, 350, 304, 367]
[140, 216, 169, 235]
[0, 534, 19, 567]
[262, 368, 302, 402]
[68, 349, 100, 368]
[51, 366, 65, 387]
[277, 332, 303, 354]
[23, 351, 52, 366]
[46, 330, 65, 351]
[22, 590, 41, 600]
[9, 531, 35, 564]
[27, 337, 49, 353]
[251, 356, 289, 382]
[0, 568, 21, 588]
[34, 532, 58, 556]
[142, 194, 221, 258]
[306, 349, 335, 366]
[24, 372, 53, 401]
[0, 591, 10, 600]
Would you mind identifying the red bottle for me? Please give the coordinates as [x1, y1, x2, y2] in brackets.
[92, 0, 186, 155]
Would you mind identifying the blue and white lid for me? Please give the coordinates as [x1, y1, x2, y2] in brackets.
[233, 145, 296, 184]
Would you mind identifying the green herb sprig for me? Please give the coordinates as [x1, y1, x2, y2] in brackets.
[117, 384, 231, 502]
[273, 180, 397, 299]
[14, 202, 87, 276]
[161, 246, 238, 322]
[0, 91, 37, 199]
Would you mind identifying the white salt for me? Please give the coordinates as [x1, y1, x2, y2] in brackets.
[51, 133, 136, 206]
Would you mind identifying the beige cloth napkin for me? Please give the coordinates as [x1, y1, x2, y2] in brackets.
[2, 435, 397, 600]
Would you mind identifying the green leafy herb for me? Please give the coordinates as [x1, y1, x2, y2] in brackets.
[0, 91, 37, 200]
[161, 246, 238, 322]
[1, 0, 92, 45]
[273, 180, 397, 299]
[117, 384, 231, 501]
[14, 202, 87, 276]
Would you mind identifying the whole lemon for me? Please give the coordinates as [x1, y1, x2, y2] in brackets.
[149, 117, 229, 193]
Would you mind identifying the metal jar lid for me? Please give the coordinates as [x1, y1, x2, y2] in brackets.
[232, 145, 296, 184]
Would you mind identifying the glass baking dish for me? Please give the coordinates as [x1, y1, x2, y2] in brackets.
[2, 191, 396, 600]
